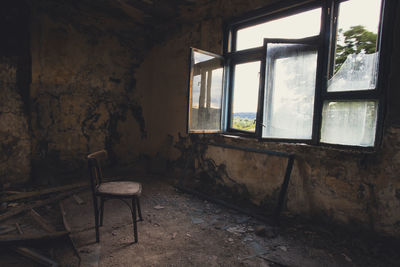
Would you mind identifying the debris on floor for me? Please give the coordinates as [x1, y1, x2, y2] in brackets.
[1, 176, 400, 267]
[0, 182, 85, 266]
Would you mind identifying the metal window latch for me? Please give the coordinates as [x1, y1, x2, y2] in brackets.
[255, 120, 266, 127]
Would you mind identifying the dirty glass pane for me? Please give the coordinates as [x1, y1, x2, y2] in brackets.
[236, 8, 321, 51]
[320, 101, 378, 146]
[329, 0, 381, 91]
[189, 50, 224, 132]
[231, 61, 260, 132]
[262, 43, 317, 140]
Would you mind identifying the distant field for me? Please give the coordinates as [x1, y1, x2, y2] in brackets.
[232, 112, 256, 131]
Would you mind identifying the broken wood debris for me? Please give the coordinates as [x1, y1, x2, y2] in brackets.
[0, 182, 88, 202]
[30, 208, 57, 233]
[14, 247, 59, 267]
[13, 218, 59, 266]
[60, 202, 81, 263]
[0, 231, 69, 247]
[0, 225, 17, 235]
[15, 222, 23, 234]
[0, 184, 85, 265]
[59, 202, 71, 233]
[0, 186, 86, 223]
[72, 194, 84, 205]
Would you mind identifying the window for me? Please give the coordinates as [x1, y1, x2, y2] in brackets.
[187, 0, 392, 148]
[188, 49, 224, 133]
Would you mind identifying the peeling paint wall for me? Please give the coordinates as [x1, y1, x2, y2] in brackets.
[135, 0, 400, 236]
[0, 57, 31, 185]
[0, 1, 31, 185]
[29, 4, 147, 184]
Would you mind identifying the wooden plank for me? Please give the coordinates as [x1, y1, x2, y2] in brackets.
[59, 202, 81, 262]
[15, 223, 23, 234]
[59, 203, 71, 233]
[0, 182, 88, 202]
[0, 187, 86, 223]
[0, 231, 69, 247]
[0, 225, 16, 235]
[14, 247, 59, 267]
[30, 208, 56, 233]
[3, 190, 23, 194]
[72, 194, 84, 205]
[14, 221, 59, 266]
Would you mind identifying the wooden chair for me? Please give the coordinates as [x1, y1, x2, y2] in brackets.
[87, 149, 143, 243]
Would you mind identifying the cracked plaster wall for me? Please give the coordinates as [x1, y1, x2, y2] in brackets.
[0, 58, 31, 185]
[0, 1, 31, 185]
[30, 6, 147, 184]
[135, 0, 400, 236]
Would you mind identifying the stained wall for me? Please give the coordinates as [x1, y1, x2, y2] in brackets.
[0, 1, 31, 185]
[135, 0, 400, 236]
[1, 0, 399, 237]
[28, 1, 149, 184]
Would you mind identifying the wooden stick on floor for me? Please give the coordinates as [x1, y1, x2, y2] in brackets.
[0, 231, 69, 247]
[14, 221, 59, 266]
[0, 187, 87, 223]
[59, 202, 81, 262]
[0, 182, 88, 202]
[30, 208, 56, 233]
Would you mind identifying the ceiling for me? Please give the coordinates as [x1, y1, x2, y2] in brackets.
[31, 0, 212, 48]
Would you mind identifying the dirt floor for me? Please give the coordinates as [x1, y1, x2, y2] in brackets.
[1, 174, 400, 266]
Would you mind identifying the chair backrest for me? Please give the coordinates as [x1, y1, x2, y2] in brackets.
[87, 150, 107, 191]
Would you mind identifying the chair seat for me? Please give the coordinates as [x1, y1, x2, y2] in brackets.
[97, 181, 142, 196]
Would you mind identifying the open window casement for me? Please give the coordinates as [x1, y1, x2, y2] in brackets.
[187, 38, 320, 140]
[186, 0, 390, 148]
[187, 48, 225, 133]
[259, 38, 319, 141]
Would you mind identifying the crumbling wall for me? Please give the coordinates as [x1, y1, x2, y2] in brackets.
[0, 58, 31, 185]
[30, 4, 147, 184]
[135, 0, 400, 236]
[0, 1, 31, 185]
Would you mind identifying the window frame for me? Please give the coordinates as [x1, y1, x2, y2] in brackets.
[318, 0, 387, 149]
[258, 37, 321, 143]
[187, 0, 396, 150]
[187, 47, 225, 134]
[225, 1, 326, 143]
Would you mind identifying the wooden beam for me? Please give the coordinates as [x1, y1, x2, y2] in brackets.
[59, 202, 81, 262]
[124, 0, 177, 20]
[30, 209, 56, 233]
[0, 231, 69, 247]
[124, 0, 159, 17]
[0, 182, 88, 202]
[0, 225, 17, 235]
[15, 223, 23, 234]
[59, 203, 71, 233]
[0, 187, 86, 223]
[14, 247, 59, 267]
[13, 222, 59, 266]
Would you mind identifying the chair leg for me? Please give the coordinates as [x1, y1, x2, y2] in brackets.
[131, 197, 138, 243]
[92, 196, 100, 243]
[100, 198, 105, 226]
[136, 197, 143, 221]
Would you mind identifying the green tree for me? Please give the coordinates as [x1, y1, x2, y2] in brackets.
[335, 25, 377, 72]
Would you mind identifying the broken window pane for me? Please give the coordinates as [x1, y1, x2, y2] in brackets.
[262, 43, 317, 139]
[320, 101, 378, 147]
[231, 61, 260, 132]
[328, 52, 378, 91]
[329, 0, 381, 91]
[236, 8, 321, 51]
[188, 50, 224, 132]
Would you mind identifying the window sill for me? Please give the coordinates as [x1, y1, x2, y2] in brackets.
[197, 133, 379, 155]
